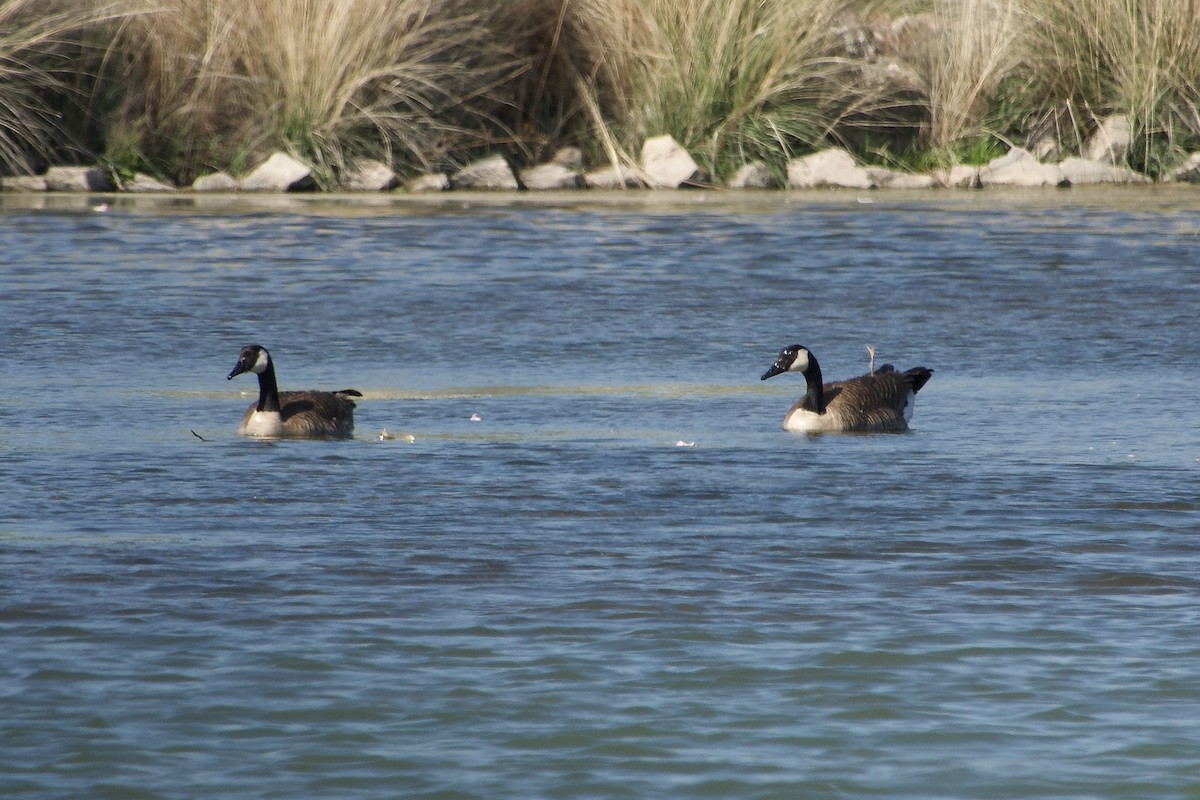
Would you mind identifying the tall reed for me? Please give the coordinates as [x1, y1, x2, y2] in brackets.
[554, 0, 869, 179]
[104, 0, 525, 185]
[912, 0, 1027, 158]
[0, 0, 121, 175]
[8, 0, 1200, 183]
[1018, 0, 1200, 171]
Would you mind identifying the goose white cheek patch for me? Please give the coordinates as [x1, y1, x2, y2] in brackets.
[252, 349, 271, 374]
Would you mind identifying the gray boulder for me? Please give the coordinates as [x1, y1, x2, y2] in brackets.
[191, 172, 238, 192]
[450, 155, 519, 190]
[343, 159, 398, 191]
[44, 166, 115, 192]
[979, 148, 1067, 187]
[787, 148, 874, 189]
[640, 134, 706, 188]
[239, 152, 317, 192]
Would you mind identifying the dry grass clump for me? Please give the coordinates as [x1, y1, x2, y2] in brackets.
[905, 0, 1027, 158]
[0, 0, 123, 175]
[103, 0, 525, 185]
[545, 0, 872, 179]
[1017, 0, 1200, 172]
[6, 0, 1200, 182]
[842, 0, 1200, 171]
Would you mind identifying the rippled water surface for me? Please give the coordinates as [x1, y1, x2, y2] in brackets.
[2, 189, 1199, 799]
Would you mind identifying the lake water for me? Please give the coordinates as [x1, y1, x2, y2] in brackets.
[1, 188, 1198, 799]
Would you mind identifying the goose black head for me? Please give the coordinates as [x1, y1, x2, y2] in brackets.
[761, 344, 811, 381]
[228, 344, 271, 381]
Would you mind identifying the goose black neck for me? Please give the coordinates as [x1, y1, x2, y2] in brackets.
[803, 355, 825, 414]
[256, 362, 281, 413]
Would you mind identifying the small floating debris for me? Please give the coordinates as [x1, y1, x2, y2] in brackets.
[92, 202, 110, 213]
[675, 440, 696, 448]
[378, 428, 415, 443]
[469, 413, 481, 422]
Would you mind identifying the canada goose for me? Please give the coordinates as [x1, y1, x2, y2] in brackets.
[227, 344, 361, 439]
[761, 344, 932, 433]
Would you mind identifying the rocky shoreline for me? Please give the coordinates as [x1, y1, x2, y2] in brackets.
[5, 122, 1200, 196]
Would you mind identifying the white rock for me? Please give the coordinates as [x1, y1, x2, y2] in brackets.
[979, 147, 1066, 187]
[406, 173, 449, 192]
[865, 167, 935, 189]
[584, 164, 642, 188]
[343, 159, 398, 191]
[44, 166, 115, 192]
[786, 148, 874, 189]
[450, 155, 519, 190]
[640, 134, 706, 188]
[1, 175, 48, 192]
[519, 163, 584, 190]
[1165, 152, 1200, 183]
[729, 162, 778, 189]
[1084, 115, 1133, 164]
[122, 173, 175, 192]
[933, 165, 982, 188]
[1058, 157, 1148, 184]
[191, 172, 239, 192]
[550, 146, 584, 170]
[239, 152, 317, 192]
[1032, 137, 1061, 161]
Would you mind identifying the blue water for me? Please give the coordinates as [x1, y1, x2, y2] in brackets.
[2, 189, 1199, 798]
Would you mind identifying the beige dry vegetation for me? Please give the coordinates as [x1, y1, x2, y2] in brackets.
[1018, 0, 1200, 170]
[558, 0, 865, 179]
[911, 0, 1028, 155]
[0, 0, 1198, 183]
[0, 0, 123, 173]
[103, 0, 525, 185]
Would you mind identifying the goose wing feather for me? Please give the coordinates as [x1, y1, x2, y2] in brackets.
[821, 367, 933, 432]
[276, 390, 358, 438]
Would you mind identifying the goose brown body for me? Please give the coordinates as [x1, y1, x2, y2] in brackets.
[228, 344, 360, 439]
[761, 344, 932, 433]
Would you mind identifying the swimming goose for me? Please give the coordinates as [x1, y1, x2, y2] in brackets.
[760, 344, 932, 433]
[227, 344, 361, 439]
